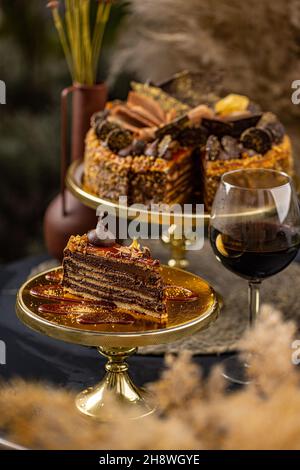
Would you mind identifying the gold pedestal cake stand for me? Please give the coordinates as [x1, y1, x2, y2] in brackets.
[66, 160, 209, 269]
[16, 266, 219, 421]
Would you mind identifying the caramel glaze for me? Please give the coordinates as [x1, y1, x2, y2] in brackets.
[85, 243, 159, 266]
[45, 270, 63, 282]
[38, 302, 134, 325]
[164, 286, 199, 302]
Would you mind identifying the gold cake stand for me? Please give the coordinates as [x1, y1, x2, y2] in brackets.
[66, 160, 209, 268]
[16, 266, 219, 421]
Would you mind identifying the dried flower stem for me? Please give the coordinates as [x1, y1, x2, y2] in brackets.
[48, 0, 112, 85]
[48, 2, 74, 79]
[92, 1, 112, 79]
[81, 0, 93, 85]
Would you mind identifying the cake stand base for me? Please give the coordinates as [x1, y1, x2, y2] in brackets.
[75, 347, 155, 421]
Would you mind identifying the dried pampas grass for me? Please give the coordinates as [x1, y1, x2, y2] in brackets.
[110, 0, 300, 121]
[0, 304, 300, 449]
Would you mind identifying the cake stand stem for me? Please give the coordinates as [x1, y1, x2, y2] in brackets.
[75, 346, 155, 421]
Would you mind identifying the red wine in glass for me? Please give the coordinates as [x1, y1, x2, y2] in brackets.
[210, 222, 300, 281]
[209, 169, 300, 384]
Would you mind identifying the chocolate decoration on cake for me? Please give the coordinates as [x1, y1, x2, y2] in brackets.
[91, 109, 109, 129]
[206, 135, 222, 161]
[158, 135, 173, 158]
[177, 125, 208, 147]
[155, 115, 189, 140]
[131, 139, 147, 156]
[202, 117, 233, 137]
[87, 213, 116, 247]
[95, 120, 119, 141]
[158, 70, 222, 108]
[221, 135, 241, 159]
[258, 112, 285, 144]
[118, 144, 134, 157]
[106, 128, 133, 152]
[226, 113, 263, 137]
[145, 139, 159, 157]
[241, 127, 272, 154]
[217, 150, 231, 161]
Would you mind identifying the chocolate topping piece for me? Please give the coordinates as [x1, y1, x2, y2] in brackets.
[206, 135, 222, 161]
[241, 127, 272, 154]
[87, 228, 116, 247]
[158, 70, 223, 108]
[258, 112, 285, 144]
[118, 144, 134, 157]
[106, 128, 133, 152]
[177, 125, 208, 147]
[202, 117, 233, 137]
[91, 110, 109, 129]
[96, 120, 119, 141]
[226, 113, 263, 137]
[155, 115, 189, 140]
[221, 135, 241, 158]
[88, 213, 116, 248]
[131, 139, 147, 156]
[217, 150, 231, 161]
[145, 139, 159, 157]
[158, 135, 173, 158]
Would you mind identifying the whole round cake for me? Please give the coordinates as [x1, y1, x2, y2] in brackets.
[83, 72, 293, 210]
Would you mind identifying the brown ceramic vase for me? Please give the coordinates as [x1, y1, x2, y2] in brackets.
[44, 83, 107, 261]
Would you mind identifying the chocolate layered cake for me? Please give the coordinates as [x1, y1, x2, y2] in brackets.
[83, 80, 211, 206]
[83, 72, 293, 210]
[62, 231, 167, 323]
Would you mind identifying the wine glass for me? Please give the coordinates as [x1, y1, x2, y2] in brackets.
[209, 168, 300, 384]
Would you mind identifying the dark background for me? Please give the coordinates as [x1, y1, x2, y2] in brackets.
[0, 0, 129, 262]
[1, 0, 300, 263]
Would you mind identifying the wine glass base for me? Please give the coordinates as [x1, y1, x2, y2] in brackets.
[221, 355, 252, 385]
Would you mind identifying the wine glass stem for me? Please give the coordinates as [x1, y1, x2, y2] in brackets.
[248, 281, 261, 327]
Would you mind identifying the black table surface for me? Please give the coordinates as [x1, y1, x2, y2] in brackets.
[0, 255, 228, 390]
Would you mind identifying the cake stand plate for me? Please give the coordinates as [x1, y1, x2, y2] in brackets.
[66, 160, 210, 225]
[16, 266, 219, 421]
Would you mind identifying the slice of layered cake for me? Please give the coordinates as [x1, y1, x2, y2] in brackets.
[62, 229, 167, 323]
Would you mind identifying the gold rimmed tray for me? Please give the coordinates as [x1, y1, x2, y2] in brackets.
[16, 266, 219, 421]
